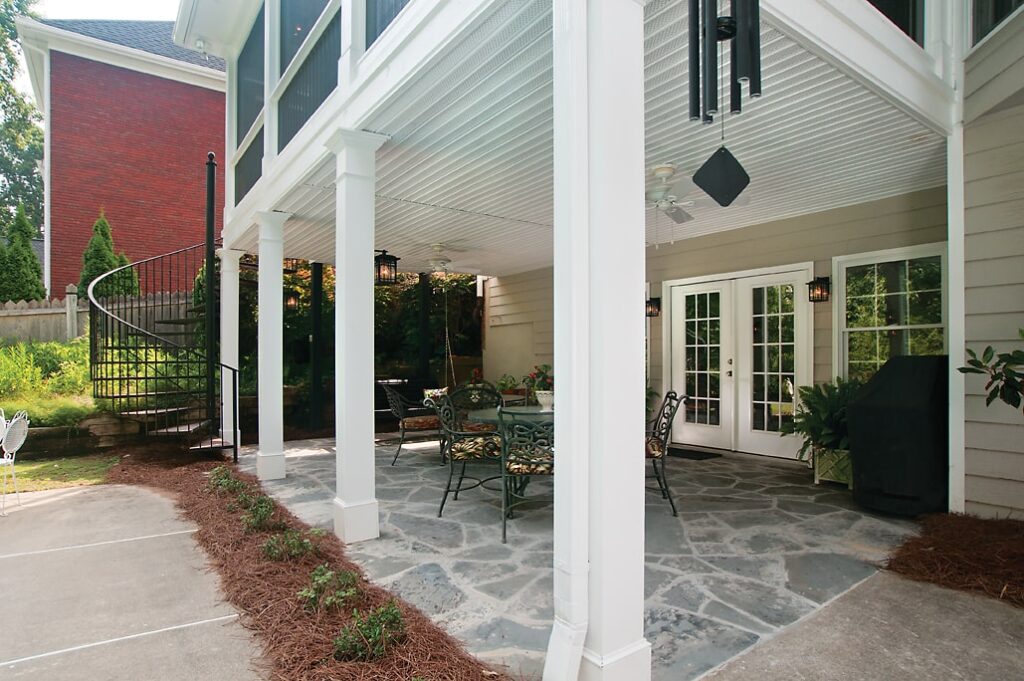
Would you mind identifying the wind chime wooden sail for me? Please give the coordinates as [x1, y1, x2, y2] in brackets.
[688, 0, 762, 207]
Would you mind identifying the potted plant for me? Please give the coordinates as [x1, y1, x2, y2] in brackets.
[523, 364, 554, 411]
[496, 373, 522, 395]
[780, 377, 862, 489]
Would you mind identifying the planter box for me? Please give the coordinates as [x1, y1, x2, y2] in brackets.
[813, 447, 853, 489]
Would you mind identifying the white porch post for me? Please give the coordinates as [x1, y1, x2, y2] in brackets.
[219, 248, 244, 445]
[327, 128, 388, 544]
[549, 1, 650, 680]
[256, 210, 291, 480]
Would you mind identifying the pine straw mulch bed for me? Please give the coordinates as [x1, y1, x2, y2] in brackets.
[107, 445, 508, 681]
[885, 513, 1024, 608]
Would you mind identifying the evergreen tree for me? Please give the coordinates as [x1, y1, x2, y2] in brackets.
[78, 211, 137, 297]
[0, 202, 44, 301]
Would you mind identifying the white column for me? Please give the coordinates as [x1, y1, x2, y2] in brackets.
[339, 0, 367, 86]
[256, 211, 291, 480]
[219, 248, 244, 445]
[327, 128, 388, 543]
[548, 1, 650, 680]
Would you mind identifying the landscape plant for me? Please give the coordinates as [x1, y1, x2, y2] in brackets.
[332, 601, 406, 661]
[779, 377, 862, 460]
[960, 329, 1024, 415]
[0, 338, 98, 425]
[78, 211, 138, 297]
[262, 528, 322, 561]
[0, 203, 44, 301]
[298, 563, 361, 612]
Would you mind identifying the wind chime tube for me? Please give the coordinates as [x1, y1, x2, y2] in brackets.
[688, 0, 701, 121]
[749, 0, 762, 97]
[730, 35, 741, 114]
[702, 0, 717, 118]
[735, 0, 750, 83]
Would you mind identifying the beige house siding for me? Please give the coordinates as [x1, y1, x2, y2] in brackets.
[483, 189, 947, 398]
[962, 101, 1024, 519]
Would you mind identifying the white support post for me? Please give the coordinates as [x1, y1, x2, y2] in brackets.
[219, 248, 244, 445]
[256, 211, 290, 480]
[327, 128, 387, 544]
[264, 0, 281, 163]
[339, 0, 367, 86]
[549, 1, 650, 680]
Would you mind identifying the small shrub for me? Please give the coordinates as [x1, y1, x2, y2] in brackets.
[207, 466, 248, 495]
[241, 494, 284, 532]
[0, 344, 42, 394]
[299, 563, 361, 612]
[262, 529, 318, 561]
[0, 393, 98, 427]
[332, 601, 405, 661]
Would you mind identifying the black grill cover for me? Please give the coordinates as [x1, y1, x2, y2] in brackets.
[847, 355, 948, 516]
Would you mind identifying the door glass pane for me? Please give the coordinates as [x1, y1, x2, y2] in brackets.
[751, 284, 797, 433]
[683, 291, 721, 427]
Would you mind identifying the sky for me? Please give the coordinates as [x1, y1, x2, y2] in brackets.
[16, 0, 182, 95]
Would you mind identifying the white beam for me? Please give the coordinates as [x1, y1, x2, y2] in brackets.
[327, 128, 388, 544]
[218, 248, 244, 445]
[550, 0, 650, 680]
[762, 0, 955, 134]
[256, 210, 291, 480]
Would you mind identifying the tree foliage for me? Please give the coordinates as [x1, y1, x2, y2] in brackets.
[0, 201, 43, 300]
[0, 0, 43, 228]
[78, 212, 138, 297]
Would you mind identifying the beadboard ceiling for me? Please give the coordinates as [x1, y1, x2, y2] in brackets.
[243, 0, 947, 275]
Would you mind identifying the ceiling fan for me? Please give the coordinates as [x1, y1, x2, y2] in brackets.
[427, 243, 481, 275]
[646, 162, 748, 224]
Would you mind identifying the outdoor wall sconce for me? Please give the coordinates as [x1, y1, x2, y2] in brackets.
[374, 250, 400, 286]
[646, 297, 662, 317]
[807, 277, 831, 303]
[284, 288, 301, 309]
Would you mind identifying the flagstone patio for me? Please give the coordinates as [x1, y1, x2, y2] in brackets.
[238, 439, 917, 680]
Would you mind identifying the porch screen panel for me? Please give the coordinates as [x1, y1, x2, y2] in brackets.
[973, 0, 1024, 44]
[237, 5, 266, 147]
[751, 285, 796, 433]
[278, 11, 341, 152]
[366, 0, 410, 48]
[843, 255, 943, 382]
[280, 0, 330, 74]
[683, 292, 722, 426]
[235, 128, 264, 204]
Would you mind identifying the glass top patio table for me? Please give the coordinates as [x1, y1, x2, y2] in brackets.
[466, 406, 554, 424]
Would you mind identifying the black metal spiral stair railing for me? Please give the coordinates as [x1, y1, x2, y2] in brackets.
[87, 154, 238, 460]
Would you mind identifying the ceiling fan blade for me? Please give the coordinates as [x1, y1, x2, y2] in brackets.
[663, 205, 693, 224]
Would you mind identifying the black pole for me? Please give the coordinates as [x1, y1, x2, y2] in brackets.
[205, 152, 217, 425]
[702, 0, 718, 118]
[749, 0, 762, 97]
[688, 0, 701, 121]
[310, 261, 324, 429]
[417, 273, 432, 383]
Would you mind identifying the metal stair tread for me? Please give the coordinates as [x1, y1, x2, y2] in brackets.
[148, 420, 212, 435]
[119, 406, 193, 417]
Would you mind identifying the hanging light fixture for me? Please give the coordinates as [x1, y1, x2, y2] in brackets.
[807, 277, 831, 303]
[284, 288, 301, 309]
[646, 297, 662, 318]
[374, 250, 400, 286]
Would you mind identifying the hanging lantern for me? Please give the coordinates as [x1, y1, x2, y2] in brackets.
[807, 277, 831, 303]
[374, 250, 400, 286]
[284, 288, 301, 309]
[646, 297, 662, 318]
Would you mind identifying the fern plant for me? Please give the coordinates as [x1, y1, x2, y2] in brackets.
[779, 377, 862, 460]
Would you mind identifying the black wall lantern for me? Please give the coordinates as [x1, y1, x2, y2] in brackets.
[646, 297, 662, 318]
[807, 277, 831, 303]
[284, 288, 301, 309]
[374, 250, 400, 286]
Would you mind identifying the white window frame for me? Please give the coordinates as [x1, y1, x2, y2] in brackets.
[832, 242, 947, 381]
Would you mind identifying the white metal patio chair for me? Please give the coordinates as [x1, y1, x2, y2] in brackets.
[1, 410, 29, 515]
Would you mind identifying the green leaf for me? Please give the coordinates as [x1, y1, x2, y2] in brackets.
[982, 346, 995, 363]
[986, 388, 1000, 407]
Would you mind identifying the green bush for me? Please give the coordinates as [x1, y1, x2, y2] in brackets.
[0, 344, 42, 394]
[208, 466, 249, 495]
[332, 601, 405, 661]
[240, 494, 284, 532]
[262, 529, 319, 561]
[299, 563, 361, 612]
[0, 393, 98, 427]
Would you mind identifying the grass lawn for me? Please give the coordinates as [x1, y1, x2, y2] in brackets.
[5, 455, 121, 493]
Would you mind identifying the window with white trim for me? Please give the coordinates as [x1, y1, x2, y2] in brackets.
[835, 244, 946, 383]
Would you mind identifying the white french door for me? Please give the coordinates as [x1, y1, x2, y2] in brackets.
[667, 265, 813, 459]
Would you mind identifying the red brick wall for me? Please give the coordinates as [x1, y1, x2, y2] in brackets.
[48, 51, 225, 293]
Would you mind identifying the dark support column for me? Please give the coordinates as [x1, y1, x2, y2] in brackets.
[205, 152, 217, 423]
[417, 272, 432, 383]
[310, 261, 324, 429]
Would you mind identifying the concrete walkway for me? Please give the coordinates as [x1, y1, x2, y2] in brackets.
[704, 571, 1024, 680]
[0, 485, 261, 680]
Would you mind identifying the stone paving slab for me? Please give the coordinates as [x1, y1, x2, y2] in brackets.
[703, 572, 1024, 681]
[0, 485, 261, 680]
[241, 440, 919, 681]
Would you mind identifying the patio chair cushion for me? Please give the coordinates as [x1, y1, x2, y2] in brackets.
[401, 415, 440, 431]
[450, 436, 500, 460]
[464, 421, 498, 433]
[506, 456, 553, 476]
[645, 437, 666, 459]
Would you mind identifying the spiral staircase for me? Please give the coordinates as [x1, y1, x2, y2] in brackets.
[86, 155, 238, 460]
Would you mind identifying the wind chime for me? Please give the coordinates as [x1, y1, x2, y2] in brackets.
[688, 0, 762, 207]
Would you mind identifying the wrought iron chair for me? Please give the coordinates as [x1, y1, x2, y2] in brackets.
[449, 382, 503, 433]
[430, 394, 502, 517]
[1, 411, 29, 515]
[380, 383, 441, 465]
[498, 408, 554, 543]
[646, 391, 685, 516]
